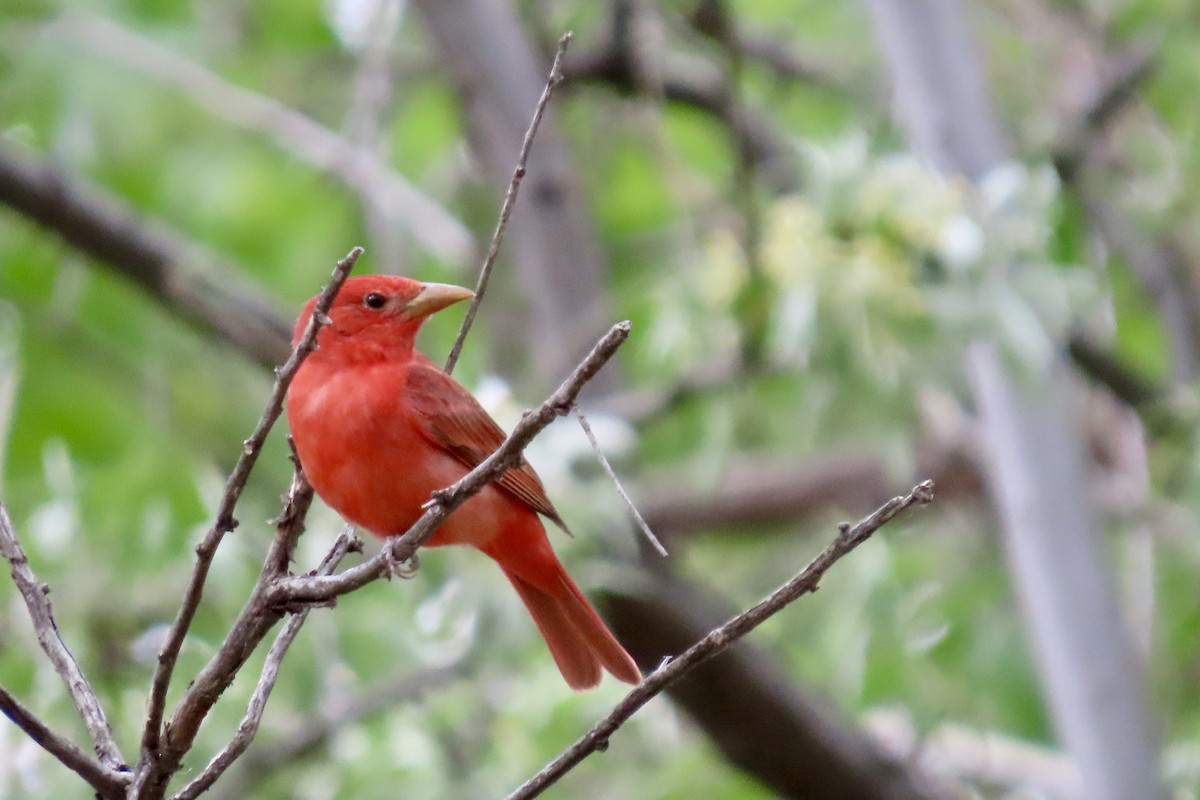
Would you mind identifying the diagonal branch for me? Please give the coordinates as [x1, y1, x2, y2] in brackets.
[506, 480, 935, 800]
[138, 247, 360, 764]
[0, 503, 125, 772]
[572, 405, 666, 556]
[0, 684, 127, 798]
[443, 32, 572, 374]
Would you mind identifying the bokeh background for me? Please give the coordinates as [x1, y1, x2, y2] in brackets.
[1, 1, 1198, 798]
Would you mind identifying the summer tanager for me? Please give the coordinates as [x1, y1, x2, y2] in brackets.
[286, 275, 641, 690]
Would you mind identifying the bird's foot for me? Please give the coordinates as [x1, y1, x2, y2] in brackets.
[382, 546, 420, 580]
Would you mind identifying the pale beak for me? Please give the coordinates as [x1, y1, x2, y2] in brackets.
[401, 282, 474, 320]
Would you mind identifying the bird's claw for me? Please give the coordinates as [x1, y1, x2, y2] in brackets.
[382, 547, 420, 580]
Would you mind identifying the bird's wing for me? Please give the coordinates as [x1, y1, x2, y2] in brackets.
[404, 358, 567, 531]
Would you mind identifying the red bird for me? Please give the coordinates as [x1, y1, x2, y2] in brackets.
[286, 275, 641, 690]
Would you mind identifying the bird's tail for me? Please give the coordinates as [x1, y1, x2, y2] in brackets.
[487, 531, 641, 690]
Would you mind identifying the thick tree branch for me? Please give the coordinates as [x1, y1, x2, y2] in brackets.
[0, 504, 125, 772]
[506, 480, 935, 800]
[133, 463, 325, 798]
[638, 452, 892, 537]
[635, 434, 991, 541]
[867, 3, 1167, 798]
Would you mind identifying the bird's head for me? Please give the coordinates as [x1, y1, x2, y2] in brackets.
[294, 275, 473, 363]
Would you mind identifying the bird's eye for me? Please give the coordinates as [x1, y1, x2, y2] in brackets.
[363, 292, 387, 309]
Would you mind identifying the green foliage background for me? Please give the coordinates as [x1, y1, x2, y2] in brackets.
[2, 0, 1200, 798]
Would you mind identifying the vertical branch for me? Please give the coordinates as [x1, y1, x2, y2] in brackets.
[133, 462, 322, 798]
[444, 32, 574, 375]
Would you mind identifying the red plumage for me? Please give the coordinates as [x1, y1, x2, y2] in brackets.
[286, 275, 641, 690]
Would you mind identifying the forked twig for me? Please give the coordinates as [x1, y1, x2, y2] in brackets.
[171, 530, 359, 800]
[139, 247, 361, 761]
[133, 320, 628, 798]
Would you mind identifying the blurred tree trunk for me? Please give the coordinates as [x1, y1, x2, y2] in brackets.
[865, 3, 1166, 799]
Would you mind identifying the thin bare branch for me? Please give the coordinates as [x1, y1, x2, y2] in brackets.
[275, 319, 631, 603]
[572, 406, 666, 556]
[0, 684, 127, 798]
[0, 503, 124, 771]
[171, 530, 359, 800]
[443, 31, 573, 375]
[139, 247, 361, 762]
[505, 480, 935, 800]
